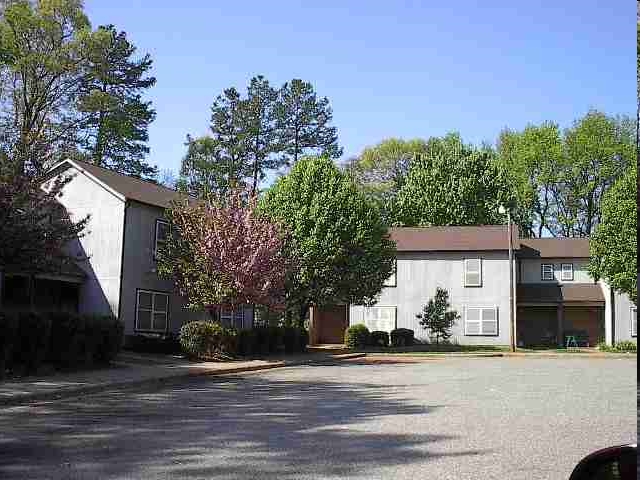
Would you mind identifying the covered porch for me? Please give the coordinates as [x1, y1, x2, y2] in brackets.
[517, 283, 605, 347]
[0, 264, 86, 313]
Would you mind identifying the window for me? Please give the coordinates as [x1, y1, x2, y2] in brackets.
[220, 307, 248, 329]
[631, 308, 637, 338]
[464, 306, 498, 336]
[362, 306, 396, 333]
[136, 290, 169, 332]
[384, 260, 397, 287]
[560, 263, 573, 281]
[154, 220, 170, 260]
[541, 263, 554, 281]
[464, 259, 482, 287]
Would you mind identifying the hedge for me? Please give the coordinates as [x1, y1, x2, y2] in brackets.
[0, 311, 124, 378]
[345, 324, 370, 349]
[180, 322, 309, 359]
[390, 328, 414, 347]
[370, 330, 389, 347]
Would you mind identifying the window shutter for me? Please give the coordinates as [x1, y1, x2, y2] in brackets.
[481, 307, 498, 335]
[464, 259, 482, 287]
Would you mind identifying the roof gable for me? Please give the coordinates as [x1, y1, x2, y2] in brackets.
[47, 159, 189, 209]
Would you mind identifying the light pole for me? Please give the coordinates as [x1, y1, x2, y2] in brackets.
[499, 205, 516, 352]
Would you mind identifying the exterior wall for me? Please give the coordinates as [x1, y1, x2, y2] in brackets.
[613, 291, 637, 343]
[519, 258, 592, 284]
[52, 166, 125, 317]
[349, 251, 512, 345]
[119, 201, 254, 335]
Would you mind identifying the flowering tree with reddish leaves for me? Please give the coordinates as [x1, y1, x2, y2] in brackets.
[158, 188, 289, 316]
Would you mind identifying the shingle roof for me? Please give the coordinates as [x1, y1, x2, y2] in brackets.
[61, 159, 189, 209]
[518, 238, 590, 258]
[517, 283, 604, 304]
[390, 225, 518, 252]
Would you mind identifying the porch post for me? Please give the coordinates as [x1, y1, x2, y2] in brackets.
[556, 303, 564, 347]
[309, 305, 318, 345]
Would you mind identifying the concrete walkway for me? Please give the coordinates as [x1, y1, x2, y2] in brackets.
[0, 350, 364, 407]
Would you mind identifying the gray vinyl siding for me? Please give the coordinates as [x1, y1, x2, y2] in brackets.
[519, 258, 592, 284]
[119, 201, 254, 335]
[53, 166, 125, 317]
[614, 291, 637, 343]
[349, 251, 512, 345]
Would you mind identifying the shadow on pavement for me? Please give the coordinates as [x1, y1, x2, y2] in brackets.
[0, 364, 487, 479]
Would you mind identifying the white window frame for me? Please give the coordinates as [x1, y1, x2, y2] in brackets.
[464, 306, 499, 336]
[631, 307, 637, 338]
[541, 263, 554, 281]
[362, 306, 397, 333]
[154, 219, 170, 260]
[464, 258, 482, 287]
[221, 307, 250, 329]
[560, 263, 573, 281]
[383, 259, 397, 287]
[135, 290, 169, 332]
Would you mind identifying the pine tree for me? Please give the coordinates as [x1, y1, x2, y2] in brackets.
[78, 25, 157, 178]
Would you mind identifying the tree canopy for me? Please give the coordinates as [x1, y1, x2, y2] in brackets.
[181, 76, 341, 198]
[259, 156, 396, 320]
[588, 164, 637, 304]
[497, 110, 634, 237]
[347, 138, 427, 223]
[0, 0, 157, 178]
[392, 133, 521, 228]
[158, 189, 288, 312]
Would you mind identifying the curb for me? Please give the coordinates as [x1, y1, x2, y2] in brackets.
[360, 352, 636, 360]
[0, 354, 358, 408]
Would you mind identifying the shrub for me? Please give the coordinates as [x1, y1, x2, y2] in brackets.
[179, 321, 237, 359]
[0, 311, 18, 378]
[369, 330, 389, 347]
[597, 341, 637, 353]
[237, 328, 258, 356]
[282, 327, 298, 353]
[253, 327, 270, 355]
[267, 325, 283, 353]
[344, 324, 370, 349]
[298, 328, 309, 352]
[390, 328, 414, 347]
[93, 316, 124, 363]
[14, 311, 52, 374]
[613, 341, 637, 352]
[125, 332, 180, 354]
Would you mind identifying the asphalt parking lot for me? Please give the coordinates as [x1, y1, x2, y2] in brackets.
[0, 356, 636, 479]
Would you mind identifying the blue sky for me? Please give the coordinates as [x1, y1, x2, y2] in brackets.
[84, 1, 635, 177]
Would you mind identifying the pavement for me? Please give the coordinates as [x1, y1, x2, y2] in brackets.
[0, 350, 365, 407]
[0, 356, 635, 479]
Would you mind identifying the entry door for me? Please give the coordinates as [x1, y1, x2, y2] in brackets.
[317, 305, 348, 344]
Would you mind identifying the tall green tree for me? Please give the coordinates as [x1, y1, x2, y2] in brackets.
[77, 24, 157, 178]
[241, 75, 280, 195]
[349, 138, 428, 223]
[276, 78, 342, 165]
[588, 164, 637, 304]
[498, 111, 634, 237]
[393, 133, 521, 228]
[181, 87, 250, 199]
[0, 0, 91, 175]
[557, 111, 635, 237]
[496, 123, 562, 237]
[260, 156, 396, 322]
[178, 134, 249, 198]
